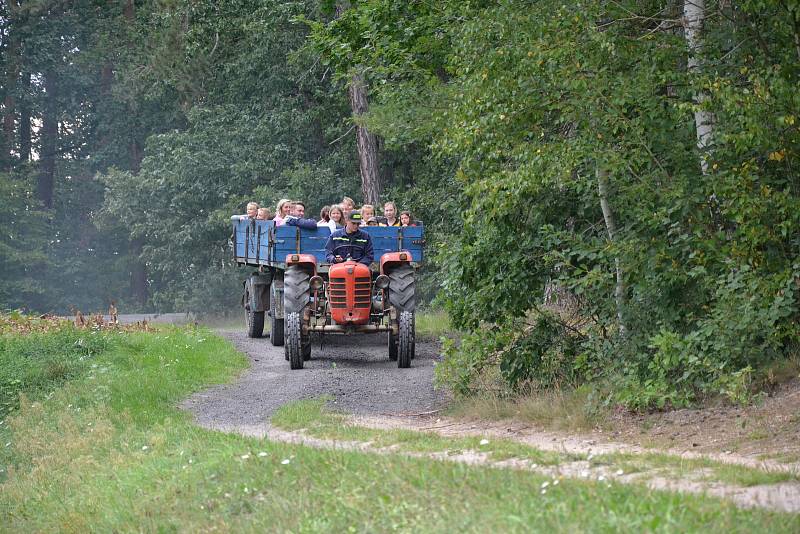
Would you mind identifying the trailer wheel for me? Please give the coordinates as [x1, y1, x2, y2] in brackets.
[397, 311, 414, 368]
[285, 312, 306, 370]
[269, 282, 284, 346]
[245, 282, 264, 338]
[388, 329, 398, 361]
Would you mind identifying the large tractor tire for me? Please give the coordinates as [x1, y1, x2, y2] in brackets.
[285, 312, 305, 370]
[387, 264, 416, 313]
[244, 281, 265, 338]
[284, 265, 311, 366]
[388, 264, 415, 359]
[269, 280, 284, 346]
[397, 311, 415, 368]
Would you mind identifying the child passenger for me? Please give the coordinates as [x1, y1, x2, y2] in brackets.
[240, 202, 259, 220]
[341, 197, 355, 218]
[329, 205, 345, 229]
[256, 207, 273, 220]
[360, 204, 375, 226]
[317, 205, 337, 232]
[399, 210, 415, 227]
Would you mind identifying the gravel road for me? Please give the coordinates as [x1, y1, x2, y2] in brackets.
[182, 331, 446, 429]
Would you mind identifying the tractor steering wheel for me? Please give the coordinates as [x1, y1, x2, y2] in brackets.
[330, 243, 366, 263]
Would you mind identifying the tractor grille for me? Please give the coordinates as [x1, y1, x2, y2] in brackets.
[354, 277, 371, 308]
[328, 276, 372, 309]
[329, 277, 347, 309]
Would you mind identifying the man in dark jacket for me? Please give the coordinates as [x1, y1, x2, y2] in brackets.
[283, 201, 318, 230]
[325, 210, 374, 265]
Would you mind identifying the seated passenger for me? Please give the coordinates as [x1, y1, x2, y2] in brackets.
[283, 201, 318, 230]
[400, 210, 416, 227]
[256, 207, 273, 220]
[382, 201, 400, 226]
[329, 205, 345, 230]
[359, 204, 375, 226]
[239, 202, 259, 220]
[341, 196, 355, 218]
[324, 210, 374, 266]
[317, 205, 338, 232]
[274, 199, 293, 226]
[366, 217, 379, 226]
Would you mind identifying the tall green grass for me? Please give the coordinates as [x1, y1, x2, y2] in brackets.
[1, 324, 798, 532]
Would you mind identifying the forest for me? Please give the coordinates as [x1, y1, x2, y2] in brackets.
[1, 0, 799, 407]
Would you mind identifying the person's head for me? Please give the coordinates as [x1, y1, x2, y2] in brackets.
[345, 210, 363, 232]
[341, 196, 355, 216]
[360, 204, 375, 220]
[276, 199, 293, 217]
[291, 201, 306, 217]
[366, 217, 379, 226]
[246, 202, 259, 218]
[329, 205, 344, 224]
[256, 207, 273, 220]
[400, 211, 412, 226]
[319, 205, 330, 222]
[383, 201, 397, 220]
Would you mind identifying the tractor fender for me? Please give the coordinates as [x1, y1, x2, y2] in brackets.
[285, 253, 317, 275]
[244, 272, 273, 313]
[380, 251, 413, 275]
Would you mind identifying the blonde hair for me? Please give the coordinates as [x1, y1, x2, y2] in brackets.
[341, 196, 355, 208]
[246, 201, 260, 211]
[276, 198, 293, 216]
[256, 207, 273, 220]
[361, 204, 375, 217]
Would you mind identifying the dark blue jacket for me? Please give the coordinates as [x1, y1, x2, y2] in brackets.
[283, 215, 318, 230]
[325, 227, 374, 265]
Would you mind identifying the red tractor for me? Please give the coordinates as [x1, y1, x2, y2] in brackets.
[233, 220, 423, 369]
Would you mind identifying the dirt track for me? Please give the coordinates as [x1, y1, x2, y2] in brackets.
[181, 331, 446, 431]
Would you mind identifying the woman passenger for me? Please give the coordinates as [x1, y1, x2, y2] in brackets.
[317, 205, 337, 232]
[274, 198, 293, 226]
[329, 205, 345, 230]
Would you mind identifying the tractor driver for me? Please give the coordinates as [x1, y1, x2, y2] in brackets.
[324, 210, 374, 266]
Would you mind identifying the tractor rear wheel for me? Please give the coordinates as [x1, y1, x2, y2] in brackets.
[245, 282, 264, 338]
[397, 311, 414, 368]
[269, 281, 284, 346]
[285, 312, 305, 370]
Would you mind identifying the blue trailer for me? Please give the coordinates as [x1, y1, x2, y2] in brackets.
[231, 218, 424, 369]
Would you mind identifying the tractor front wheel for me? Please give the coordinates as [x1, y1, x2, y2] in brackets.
[285, 312, 305, 370]
[397, 311, 414, 368]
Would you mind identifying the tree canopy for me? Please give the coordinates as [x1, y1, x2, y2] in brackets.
[1, 0, 799, 407]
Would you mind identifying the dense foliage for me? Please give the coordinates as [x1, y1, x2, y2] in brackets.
[2, 0, 798, 406]
[308, 0, 800, 406]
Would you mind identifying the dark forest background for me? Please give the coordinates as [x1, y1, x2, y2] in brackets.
[2, 0, 800, 406]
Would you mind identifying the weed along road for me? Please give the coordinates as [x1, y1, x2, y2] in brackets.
[182, 331, 445, 432]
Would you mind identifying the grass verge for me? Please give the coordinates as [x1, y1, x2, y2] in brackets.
[273, 398, 800, 490]
[444, 386, 607, 433]
[1, 323, 799, 532]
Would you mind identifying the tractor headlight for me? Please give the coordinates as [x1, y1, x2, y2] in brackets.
[374, 274, 390, 289]
[309, 275, 324, 290]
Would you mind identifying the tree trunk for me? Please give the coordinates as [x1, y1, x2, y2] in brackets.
[18, 72, 31, 162]
[597, 165, 627, 337]
[348, 72, 381, 205]
[37, 70, 58, 208]
[684, 0, 713, 175]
